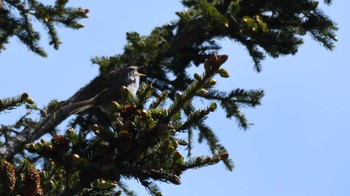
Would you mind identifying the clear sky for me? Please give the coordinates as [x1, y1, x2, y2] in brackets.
[1, 1, 349, 196]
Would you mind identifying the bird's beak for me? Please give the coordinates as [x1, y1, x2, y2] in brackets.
[136, 71, 146, 76]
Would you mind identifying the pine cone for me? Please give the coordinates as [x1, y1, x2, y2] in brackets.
[51, 135, 70, 153]
[0, 160, 16, 193]
[24, 166, 43, 196]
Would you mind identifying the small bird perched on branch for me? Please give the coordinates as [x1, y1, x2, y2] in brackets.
[70, 66, 144, 114]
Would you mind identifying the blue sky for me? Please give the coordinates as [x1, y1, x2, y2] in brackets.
[1, 1, 349, 196]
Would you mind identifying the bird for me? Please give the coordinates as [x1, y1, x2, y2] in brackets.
[69, 66, 144, 115]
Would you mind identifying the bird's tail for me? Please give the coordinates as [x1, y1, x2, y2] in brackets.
[69, 97, 95, 115]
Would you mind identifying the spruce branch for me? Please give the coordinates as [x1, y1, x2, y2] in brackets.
[166, 53, 228, 120]
[149, 91, 168, 109]
[116, 180, 136, 196]
[0, 0, 88, 56]
[0, 93, 34, 112]
[200, 88, 264, 129]
[140, 179, 162, 196]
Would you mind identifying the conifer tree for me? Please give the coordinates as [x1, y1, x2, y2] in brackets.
[0, 0, 337, 195]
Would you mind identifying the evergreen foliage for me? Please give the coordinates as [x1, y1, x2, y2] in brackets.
[0, 0, 337, 195]
[0, 0, 88, 57]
